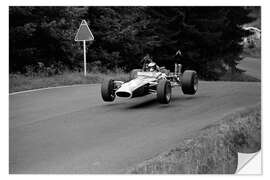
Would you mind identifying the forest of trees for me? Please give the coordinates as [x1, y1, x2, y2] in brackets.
[9, 6, 258, 80]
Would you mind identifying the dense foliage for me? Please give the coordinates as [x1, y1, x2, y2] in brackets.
[9, 6, 257, 79]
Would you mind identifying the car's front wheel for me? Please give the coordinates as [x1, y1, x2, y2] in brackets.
[157, 80, 172, 104]
[101, 79, 116, 102]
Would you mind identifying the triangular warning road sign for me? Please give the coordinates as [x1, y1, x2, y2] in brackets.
[75, 20, 94, 41]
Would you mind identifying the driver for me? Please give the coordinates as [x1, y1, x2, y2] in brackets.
[147, 62, 160, 72]
[141, 54, 153, 71]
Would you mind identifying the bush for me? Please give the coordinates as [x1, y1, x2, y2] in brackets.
[23, 62, 66, 77]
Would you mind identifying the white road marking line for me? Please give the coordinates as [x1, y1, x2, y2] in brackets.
[9, 84, 99, 95]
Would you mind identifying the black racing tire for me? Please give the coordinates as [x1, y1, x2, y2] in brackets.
[157, 80, 172, 104]
[101, 79, 116, 102]
[129, 69, 141, 80]
[181, 70, 198, 95]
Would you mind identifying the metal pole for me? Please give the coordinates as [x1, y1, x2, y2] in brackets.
[83, 40, 87, 76]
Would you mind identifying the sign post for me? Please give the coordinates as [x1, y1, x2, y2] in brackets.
[83, 40, 87, 76]
[75, 20, 94, 76]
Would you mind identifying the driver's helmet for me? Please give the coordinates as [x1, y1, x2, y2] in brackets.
[143, 54, 152, 63]
[148, 62, 157, 72]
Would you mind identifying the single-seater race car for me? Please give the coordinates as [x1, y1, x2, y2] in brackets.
[101, 63, 198, 104]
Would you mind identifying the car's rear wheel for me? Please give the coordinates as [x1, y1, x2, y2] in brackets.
[101, 79, 116, 102]
[181, 70, 198, 95]
[157, 80, 172, 104]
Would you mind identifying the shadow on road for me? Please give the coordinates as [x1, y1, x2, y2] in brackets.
[127, 99, 158, 109]
[171, 95, 202, 102]
[126, 95, 208, 110]
[100, 94, 209, 111]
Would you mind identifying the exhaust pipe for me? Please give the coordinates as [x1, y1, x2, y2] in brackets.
[174, 63, 182, 75]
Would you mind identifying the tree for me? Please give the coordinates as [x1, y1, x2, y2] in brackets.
[9, 6, 257, 79]
[143, 7, 255, 79]
[9, 7, 87, 73]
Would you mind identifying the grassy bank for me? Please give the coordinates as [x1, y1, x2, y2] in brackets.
[9, 71, 129, 93]
[10, 68, 260, 93]
[129, 104, 261, 174]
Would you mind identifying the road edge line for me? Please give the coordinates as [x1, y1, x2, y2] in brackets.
[9, 83, 99, 95]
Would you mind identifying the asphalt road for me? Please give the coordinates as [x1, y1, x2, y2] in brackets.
[9, 81, 260, 173]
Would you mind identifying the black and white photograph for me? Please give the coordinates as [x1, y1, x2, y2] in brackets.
[6, 3, 263, 175]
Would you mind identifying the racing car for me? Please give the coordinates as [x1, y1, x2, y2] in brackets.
[101, 63, 198, 104]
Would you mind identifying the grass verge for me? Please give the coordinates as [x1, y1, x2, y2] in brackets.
[9, 71, 130, 93]
[10, 71, 259, 93]
[129, 104, 261, 174]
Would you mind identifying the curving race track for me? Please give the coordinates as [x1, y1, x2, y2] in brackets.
[9, 81, 260, 173]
